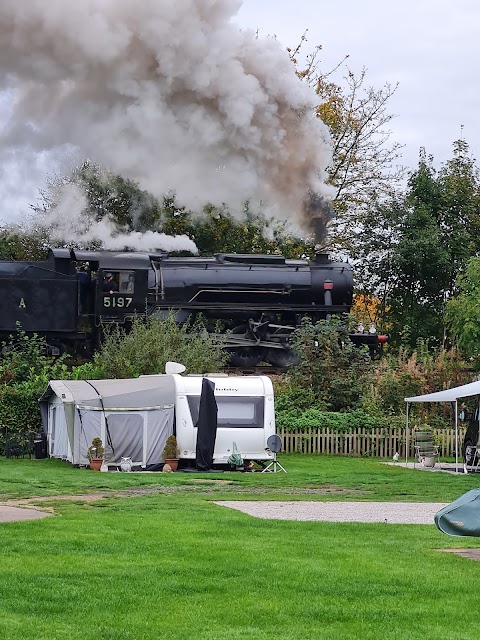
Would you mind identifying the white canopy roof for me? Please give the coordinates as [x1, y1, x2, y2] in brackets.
[405, 379, 480, 403]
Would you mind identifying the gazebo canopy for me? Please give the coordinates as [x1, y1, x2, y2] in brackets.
[405, 380, 480, 404]
[404, 379, 480, 472]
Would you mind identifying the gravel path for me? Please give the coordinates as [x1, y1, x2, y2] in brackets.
[215, 501, 449, 524]
[0, 495, 448, 525]
[0, 506, 52, 523]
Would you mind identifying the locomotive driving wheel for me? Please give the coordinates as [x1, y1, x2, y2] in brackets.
[264, 328, 299, 368]
[229, 325, 263, 367]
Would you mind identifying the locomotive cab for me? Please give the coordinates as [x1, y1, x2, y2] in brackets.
[96, 268, 148, 322]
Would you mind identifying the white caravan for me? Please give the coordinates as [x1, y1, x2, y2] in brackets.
[170, 374, 276, 466]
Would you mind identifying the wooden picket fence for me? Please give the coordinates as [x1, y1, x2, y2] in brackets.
[278, 427, 466, 459]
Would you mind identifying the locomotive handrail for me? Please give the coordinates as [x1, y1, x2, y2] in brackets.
[187, 288, 292, 303]
[148, 301, 351, 313]
[215, 253, 287, 264]
[150, 261, 165, 301]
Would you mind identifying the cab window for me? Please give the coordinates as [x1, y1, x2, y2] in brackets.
[118, 271, 135, 293]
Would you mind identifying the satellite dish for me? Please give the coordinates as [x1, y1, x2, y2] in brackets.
[267, 434, 282, 453]
[165, 361, 186, 375]
[263, 434, 286, 473]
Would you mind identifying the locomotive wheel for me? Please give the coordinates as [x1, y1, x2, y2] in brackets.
[229, 325, 263, 367]
[265, 328, 299, 367]
[229, 348, 263, 367]
[265, 347, 299, 368]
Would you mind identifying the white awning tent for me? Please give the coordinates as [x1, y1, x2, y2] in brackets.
[39, 376, 176, 467]
[405, 380, 480, 472]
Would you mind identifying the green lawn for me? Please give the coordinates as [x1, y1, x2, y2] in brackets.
[0, 455, 479, 639]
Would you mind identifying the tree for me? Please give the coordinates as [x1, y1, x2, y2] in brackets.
[375, 141, 480, 350]
[32, 161, 167, 238]
[437, 139, 480, 297]
[30, 160, 318, 258]
[348, 195, 403, 332]
[288, 316, 373, 412]
[445, 256, 480, 362]
[384, 151, 449, 348]
[0, 228, 48, 261]
[289, 35, 405, 252]
[189, 205, 315, 258]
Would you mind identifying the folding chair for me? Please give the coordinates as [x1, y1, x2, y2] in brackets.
[413, 429, 440, 468]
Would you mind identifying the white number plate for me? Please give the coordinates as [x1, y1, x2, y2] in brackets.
[103, 296, 133, 308]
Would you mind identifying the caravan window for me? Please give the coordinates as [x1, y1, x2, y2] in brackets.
[187, 396, 264, 429]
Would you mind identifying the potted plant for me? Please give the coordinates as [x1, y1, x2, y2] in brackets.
[162, 435, 180, 471]
[87, 437, 105, 471]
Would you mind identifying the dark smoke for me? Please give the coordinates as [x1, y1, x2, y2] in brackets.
[305, 192, 335, 246]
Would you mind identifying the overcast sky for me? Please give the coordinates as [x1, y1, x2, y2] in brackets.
[1, 0, 478, 225]
[236, 0, 480, 171]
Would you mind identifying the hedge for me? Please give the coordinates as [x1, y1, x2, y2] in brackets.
[275, 408, 407, 433]
[0, 383, 44, 455]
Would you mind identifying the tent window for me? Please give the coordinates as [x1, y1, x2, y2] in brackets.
[187, 395, 264, 429]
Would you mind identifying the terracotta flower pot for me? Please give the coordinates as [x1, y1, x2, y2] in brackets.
[165, 458, 179, 471]
[89, 458, 103, 471]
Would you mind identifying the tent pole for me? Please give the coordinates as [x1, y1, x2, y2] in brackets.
[455, 399, 459, 473]
[406, 402, 410, 465]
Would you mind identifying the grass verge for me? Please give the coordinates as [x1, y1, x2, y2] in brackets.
[0, 455, 479, 639]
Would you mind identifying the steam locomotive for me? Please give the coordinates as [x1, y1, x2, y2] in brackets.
[0, 248, 387, 365]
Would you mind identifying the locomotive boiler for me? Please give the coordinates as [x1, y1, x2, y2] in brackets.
[0, 248, 386, 365]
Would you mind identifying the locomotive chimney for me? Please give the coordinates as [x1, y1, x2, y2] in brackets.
[314, 250, 330, 265]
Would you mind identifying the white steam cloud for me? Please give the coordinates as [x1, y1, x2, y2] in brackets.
[40, 182, 199, 254]
[0, 0, 333, 242]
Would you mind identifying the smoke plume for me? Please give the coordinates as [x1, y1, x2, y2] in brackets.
[0, 0, 333, 242]
[38, 182, 199, 254]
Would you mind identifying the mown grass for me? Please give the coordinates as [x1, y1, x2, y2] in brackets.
[1, 454, 479, 502]
[1, 455, 480, 639]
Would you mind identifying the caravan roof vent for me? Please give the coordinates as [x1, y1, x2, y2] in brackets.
[165, 361, 186, 375]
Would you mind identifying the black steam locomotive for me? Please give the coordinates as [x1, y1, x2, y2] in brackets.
[0, 248, 387, 366]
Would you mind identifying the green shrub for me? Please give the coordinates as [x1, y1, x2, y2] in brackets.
[275, 408, 405, 432]
[0, 328, 70, 454]
[0, 381, 45, 453]
[288, 316, 374, 412]
[87, 437, 105, 460]
[74, 314, 227, 380]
